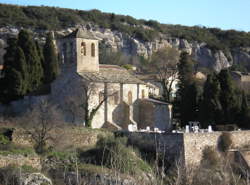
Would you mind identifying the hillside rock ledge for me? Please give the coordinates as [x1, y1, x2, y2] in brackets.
[22, 173, 52, 185]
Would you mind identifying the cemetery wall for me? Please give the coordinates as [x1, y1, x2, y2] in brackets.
[183, 131, 250, 166]
[125, 131, 250, 167]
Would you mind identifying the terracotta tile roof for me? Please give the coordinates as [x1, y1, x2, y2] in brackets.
[78, 64, 145, 84]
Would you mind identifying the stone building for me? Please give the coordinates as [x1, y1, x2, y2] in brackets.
[51, 28, 172, 130]
[231, 71, 250, 93]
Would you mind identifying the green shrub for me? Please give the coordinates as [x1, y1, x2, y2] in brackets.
[218, 132, 233, 153]
[46, 150, 71, 161]
[0, 144, 35, 156]
[121, 64, 134, 70]
[80, 135, 152, 175]
[21, 165, 38, 173]
[0, 134, 10, 145]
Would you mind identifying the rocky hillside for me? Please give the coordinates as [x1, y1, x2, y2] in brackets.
[0, 4, 250, 72]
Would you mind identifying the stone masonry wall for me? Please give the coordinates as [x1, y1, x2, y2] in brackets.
[125, 132, 184, 161]
[126, 131, 250, 167]
[12, 127, 112, 149]
[0, 154, 41, 170]
[183, 131, 250, 167]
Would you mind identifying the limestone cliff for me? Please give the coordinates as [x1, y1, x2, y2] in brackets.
[1, 25, 250, 72]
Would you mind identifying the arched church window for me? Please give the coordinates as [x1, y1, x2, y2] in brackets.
[81, 42, 86, 56]
[91, 43, 95, 57]
[128, 91, 132, 105]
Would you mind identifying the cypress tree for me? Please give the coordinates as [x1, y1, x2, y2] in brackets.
[1, 39, 28, 103]
[218, 69, 238, 124]
[17, 30, 43, 92]
[43, 32, 59, 83]
[237, 92, 249, 129]
[4, 68, 23, 99]
[200, 73, 222, 127]
[15, 47, 28, 95]
[2, 38, 17, 73]
[176, 51, 197, 126]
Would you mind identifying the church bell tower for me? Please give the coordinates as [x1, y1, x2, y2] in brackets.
[60, 28, 99, 72]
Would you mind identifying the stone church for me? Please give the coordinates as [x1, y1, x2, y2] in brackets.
[51, 28, 172, 131]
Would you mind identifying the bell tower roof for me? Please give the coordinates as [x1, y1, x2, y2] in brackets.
[64, 28, 97, 40]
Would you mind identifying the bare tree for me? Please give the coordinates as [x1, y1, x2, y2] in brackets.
[150, 47, 179, 102]
[64, 81, 117, 128]
[20, 100, 62, 153]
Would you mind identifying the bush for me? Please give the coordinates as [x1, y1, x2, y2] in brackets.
[218, 132, 233, 153]
[121, 64, 134, 70]
[0, 165, 19, 185]
[0, 134, 10, 145]
[201, 146, 220, 167]
[79, 135, 152, 175]
[0, 143, 35, 156]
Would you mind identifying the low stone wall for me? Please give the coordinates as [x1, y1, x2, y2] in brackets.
[0, 154, 41, 170]
[124, 132, 184, 161]
[11, 127, 112, 149]
[125, 130, 250, 167]
[184, 131, 250, 167]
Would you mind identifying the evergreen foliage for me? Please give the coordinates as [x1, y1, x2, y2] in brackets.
[1, 38, 28, 102]
[0, 3, 250, 47]
[43, 32, 59, 83]
[237, 92, 250, 128]
[0, 30, 54, 103]
[18, 30, 43, 91]
[199, 73, 222, 127]
[176, 52, 199, 126]
[198, 69, 250, 128]
[218, 69, 238, 124]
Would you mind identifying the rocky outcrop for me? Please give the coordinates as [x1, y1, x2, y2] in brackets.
[22, 173, 52, 185]
[1, 25, 250, 71]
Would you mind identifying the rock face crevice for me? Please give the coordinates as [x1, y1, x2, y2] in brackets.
[1, 25, 250, 72]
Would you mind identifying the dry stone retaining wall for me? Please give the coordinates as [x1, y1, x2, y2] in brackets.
[0, 154, 41, 170]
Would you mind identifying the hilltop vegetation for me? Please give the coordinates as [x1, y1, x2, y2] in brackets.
[0, 3, 250, 50]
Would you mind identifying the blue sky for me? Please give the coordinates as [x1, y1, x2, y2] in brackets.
[1, 0, 250, 31]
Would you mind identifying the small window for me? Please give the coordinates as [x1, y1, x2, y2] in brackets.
[141, 89, 145, 99]
[81, 42, 86, 56]
[128, 91, 132, 105]
[91, 43, 95, 57]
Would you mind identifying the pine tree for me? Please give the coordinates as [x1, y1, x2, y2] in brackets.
[43, 32, 59, 83]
